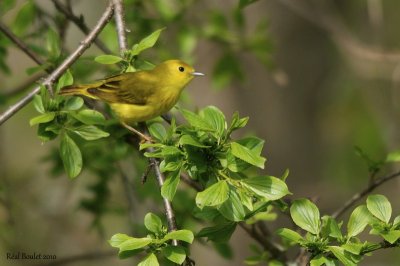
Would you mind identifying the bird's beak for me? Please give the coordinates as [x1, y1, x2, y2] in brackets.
[191, 71, 205, 76]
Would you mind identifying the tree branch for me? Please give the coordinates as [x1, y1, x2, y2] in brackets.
[0, 21, 46, 67]
[277, 0, 400, 63]
[51, 0, 113, 54]
[141, 124, 179, 246]
[112, 0, 128, 55]
[180, 166, 285, 259]
[239, 223, 285, 260]
[332, 170, 400, 219]
[0, 2, 114, 126]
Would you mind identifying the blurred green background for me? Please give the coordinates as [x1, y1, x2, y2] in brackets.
[1, 0, 400, 265]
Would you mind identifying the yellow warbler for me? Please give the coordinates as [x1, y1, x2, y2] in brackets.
[60, 60, 204, 138]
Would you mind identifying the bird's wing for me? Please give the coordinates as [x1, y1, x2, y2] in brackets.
[87, 71, 157, 105]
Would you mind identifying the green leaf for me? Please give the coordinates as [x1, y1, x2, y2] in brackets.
[64, 97, 84, 111]
[161, 146, 182, 156]
[161, 170, 180, 201]
[37, 122, 58, 142]
[33, 95, 45, 113]
[218, 188, 246, 221]
[238, 189, 253, 211]
[310, 255, 336, 266]
[280, 169, 290, 182]
[148, 122, 167, 141]
[94, 54, 123, 64]
[200, 106, 226, 137]
[60, 133, 82, 179]
[197, 222, 236, 242]
[347, 205, 372, 237]
[381, 230, 400, 244]
[386, 150, 400, 162]
[236, 137, 265, 155]
[163, 246, 186, 264]
[321, 216, 342, 239]
[393, 215, 400, 228]
[290, 199, 320, 235]
[71, 109, 106, 125]
[192, 207, 220, 221]
[119, 237, 153, 252]
[138, 253, 159, 266]
[144, 213, 163, 234]
[163, 229, 194, 244]
[56, 70, 74, 93]
[342, 242, 364, 255]
[70, 125, 109, 140]
[140, 143, 164, 151]
[160, 161, 182, 172]
[131, 28, 165, 56]
[241, 176, 290, 200]
[231, 142, 266, 169]
[29, 112, 56, 126]
[246, 210, 277, 224]
[47, 28, 60, 58]
[109, 233, 132, 247]
[181, 109, 214, 131]
[327, 246, 356, 266]
[276, 228, 303, 243]
[179, 135, 210, 148]
[196, 180, 229, 209]
[229, 111, 248, 133]
[366, 194, 392, 223]
[13, 0, 36, 36]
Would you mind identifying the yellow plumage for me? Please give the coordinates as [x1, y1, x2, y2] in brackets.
[60, 59, 203, 123]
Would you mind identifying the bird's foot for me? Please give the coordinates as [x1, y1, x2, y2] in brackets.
[121, 122, 154, 143]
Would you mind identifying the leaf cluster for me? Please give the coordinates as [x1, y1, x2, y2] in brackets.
[30, 71, 109, 178]
[140, 106, 290, 241]
[109, 213, 194, 265]
[277, 195, 400, 265]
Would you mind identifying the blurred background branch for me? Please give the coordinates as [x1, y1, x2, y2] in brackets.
[0, 2, 114, 125]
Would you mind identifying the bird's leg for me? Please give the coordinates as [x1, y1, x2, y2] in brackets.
[121, 121, 153, 142]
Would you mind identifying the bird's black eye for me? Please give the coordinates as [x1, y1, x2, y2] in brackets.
[178, 66, 185, 72]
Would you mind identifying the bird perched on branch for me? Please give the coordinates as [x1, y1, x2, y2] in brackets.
[60, 59, 204, 140]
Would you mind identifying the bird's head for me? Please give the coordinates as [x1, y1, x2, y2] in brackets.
[155, 60, 204, 89]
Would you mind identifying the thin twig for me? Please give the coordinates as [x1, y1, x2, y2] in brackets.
[112, 0, 128, 50]
[112, 0, 177, 245]
[238, 223, 285, 260]
[0, 21, 46, 67]
[52, 0, 113, 54]
[142, 125, 179, 246]
[332, 170, 400, 219]
[180, 171, 284, 258]
[180, 172, 203, 191]
[0, 2, 114, 126]
[112, 0, 128, 55]
[294, 248, 309, 266]
[277, 0, 400, 63]
[37, 250, 115, 266]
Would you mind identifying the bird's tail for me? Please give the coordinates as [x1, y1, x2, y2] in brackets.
[59, 83, 100, 100]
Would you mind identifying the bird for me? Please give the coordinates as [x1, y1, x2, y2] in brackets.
[59, 59, 204, 140]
